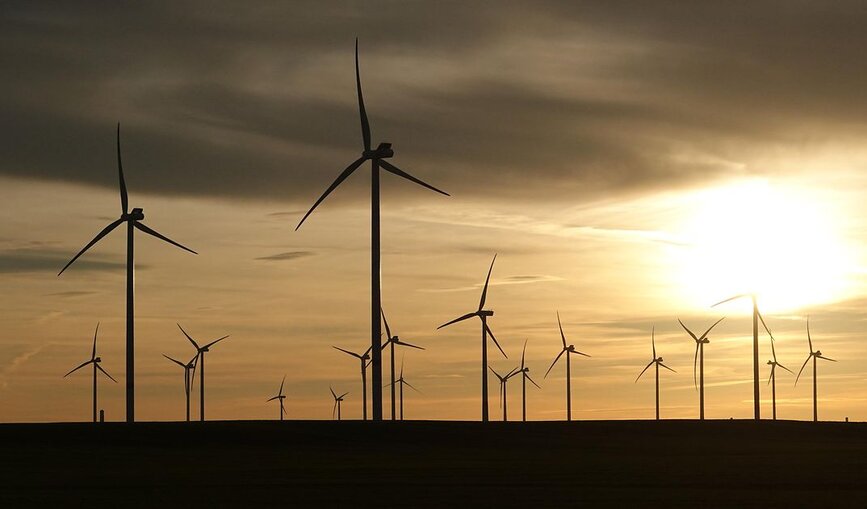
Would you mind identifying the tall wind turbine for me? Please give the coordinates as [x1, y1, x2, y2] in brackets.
[333, 345, 373, 420]
[267, 375, 288, 421]
[767, 336, 793, 421]
[330, 386, 349, 421]
[489, 366, 519, 422]
[58, 124, 196, 423]
[178, 324, 230, 422]
[795, 318, 836, 422]
[635, 327, 676, 420]
[678, 317, 724, 420]
[544, 312, 590, 422]
[387, 358, 420, 421]
[712, 293, 775, 420]
[437, 254, 507, 422]
[516, 340, 541, 422]
[381, 307, 424, 420]
[295, 40, 449, 421]
[64, 323, 117, 422]
[163, 353, 198, 422]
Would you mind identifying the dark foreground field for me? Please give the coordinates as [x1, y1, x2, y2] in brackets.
[1, 419, 866, 507]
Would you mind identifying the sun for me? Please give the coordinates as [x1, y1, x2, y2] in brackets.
[671, 179, 856, 313]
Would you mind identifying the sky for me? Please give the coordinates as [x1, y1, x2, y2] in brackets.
[3, 1, 867, 422]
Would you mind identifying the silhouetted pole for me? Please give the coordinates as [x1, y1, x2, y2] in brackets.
[126, 220, 135, 422]
[699, 342, 705, 420]
[522, 374, 527, 422]
[185, 368, 191, 422]
[360, 358, 368, 421]
[279, 401, 284, 421]
[390, 340, 396, 420]
[752, 299, 760, 420]
[92, 362, 98, 423]
[371, 161, 383, 422]
[566, 351, 572, 421]
[654, 362, 660, 421]
[812, 356, 818, 422]
[338, 401, 342, 421]
[771, 370, 776, 420]
[481, 315, 489, 422]
[199, 354, 205, 422]
[399, 380, 404, 420]
[503, 382, 508, 421]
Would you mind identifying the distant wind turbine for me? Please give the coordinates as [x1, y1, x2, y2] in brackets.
[58, 124, 197, 423]
[381, 307, 424, 420]
[178, 324, 230, 422]
[635, 327, 676, 420]
[516, 339, 541, 422]
[330, 386, 349, 421]
[266, 375, 288, 421]
[64, 323, 117, 422]
[712, 293, 775, 420]
[163, 352, 198, 422]
[544, 312, 590, 422]
[795, 318, 836, 422]
[767, 335, 793, 421]
[333, 345, 372, 420]
[678, 317, 724, 420]
[489, 366, 519, 422]
[437, 254, 507, 422]
[295, 39, 449, 421]
[387, 358, 420, 421]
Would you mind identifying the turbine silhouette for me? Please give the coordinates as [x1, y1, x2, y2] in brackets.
[635, 327, 676, 420]
[64, 323, 117, 422]
[295, 40, 449, 421]
[386, 358, 420, 421]
[489, 365, 519, 422]
[767, 334, 793, 421]
[163, 352, 198, 422]
[58, 124, 197, 422]
[544, 312, 590, 422]
[437, 254, 506, 422]
[178, 324, 230, 422]
[381, 307, 424, 420]
[333, 345, 373, 420]
[516, 339, 541, 422]
[678, 317, 724, 420]
[330, 386, 349, 421]
[266, 375, 288, 421]
[795, 317, 837, 422]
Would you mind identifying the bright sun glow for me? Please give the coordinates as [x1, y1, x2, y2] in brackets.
[672, 179, 856, 313]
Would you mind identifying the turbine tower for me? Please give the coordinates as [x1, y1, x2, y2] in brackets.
[381, 307, 424, 420]
[544, 312, 590, 422]
[490, 366, 519, 422]
[437, 254, 507, 422]
[330, 386, 349, 421]
[178, 324, 230, 422]
[295, 40, 449, 421]
[796, 317, 836, 422]
[163, 352, 198, 422]
[516, 339, 541, 422]
[767, 336, 793, 421]
[678, 317, 724, 420]
[64, 323, 117, 422]
[58, 124, 197, 423]
[333, 345, 372, 420]
[635, 327, 676, 420]
[266, 375, 288, 421]
[387, 358, 420, 421]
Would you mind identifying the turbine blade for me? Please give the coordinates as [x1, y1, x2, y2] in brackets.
[488, 366, 502, 380]
[711, 294, 750, 308]
[395, 340, 425, 351]
[91, 322, 99, 361]
[795, 355, 812, 386]
[64, 360, 92, 378]
[355, 38, 371, 152]
[486, 323, 507, 358]
[203, 335, 230, 349]
[333, 346, 362, 359]
[437, 312, 477, 329]
[777, 362, 794, 375]
[526, 374, 542, 389]
[177, 324, 200, 350]
[403, 380, 420, 393]
[693, 343, 700, 391]
[330, 386, 337, 399]
[478, 254, 497, 311]
[379, 160, 450, 197]
[757, 309, 774, 340]
[117, 123, 128, 214]
[58, 218, 124, 276]
[651, 326, 656, 359]
[521, 339, 527, 371]
[770, 336, 778, 363]
[163, 354, 186, 368]
[339, 392, 349, 399]
[544, 349, 565, 378]
[95, 363, 117, 383]
[699, 317, 725, 341]
[571, 350, 591, 358]
[635, 361, 654, 382]
[380, 307, 393, 340]
[819, 355, 837, 362]
[678, 319, 698, 342]
[279, 375, 286, 396]
[134, 222, 197, 255]
[806, 317, 813, 353]
[267, 396, 279, 402]
[557, 311, 567, 349]
[659, 362, 676, 373]
[295, 157, 366, 231]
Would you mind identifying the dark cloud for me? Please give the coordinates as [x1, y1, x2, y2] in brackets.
[3, 1, 866, 206]
[0, 248, 128, 274]
[255, 251, 314, 262]
[44, 290, 98, 298]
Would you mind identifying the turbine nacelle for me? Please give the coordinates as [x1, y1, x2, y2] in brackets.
[478, 310, 494, 317]
[363, 142, 394, 160]
[655, 357, 664, 363]
[94, 357, 102, 363]
[122, 208, 145, 221]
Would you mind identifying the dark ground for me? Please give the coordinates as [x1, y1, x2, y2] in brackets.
[0, 419, 865, 507]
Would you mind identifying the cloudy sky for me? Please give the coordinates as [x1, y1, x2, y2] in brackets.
[3, 1, 867, 422]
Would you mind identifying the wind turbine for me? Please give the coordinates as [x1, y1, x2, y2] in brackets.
[58, 124, 197, 423]
[635, 327, 676, 420]
[437, 254, 507, 422]
[163, 352, 198, 422]
[330, 386, 349, 421]
[295, 40, 449, 421]
[516, 339, 541, 422]
[712, 293, 775, 420]
[678, 317, 724, 420]
[544, 312, 590, 422]
[64, 323, 117, 422]
[767, 336, 793, 421]
[381, 307, 424, 420]
[489, 366, 519, 422]
[177, 324, 230, 422]
[333, 345, 372, 420]
[387, 358, 420, 421]
[795, 318, 836, 422]
[266, 375, 288, 421]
